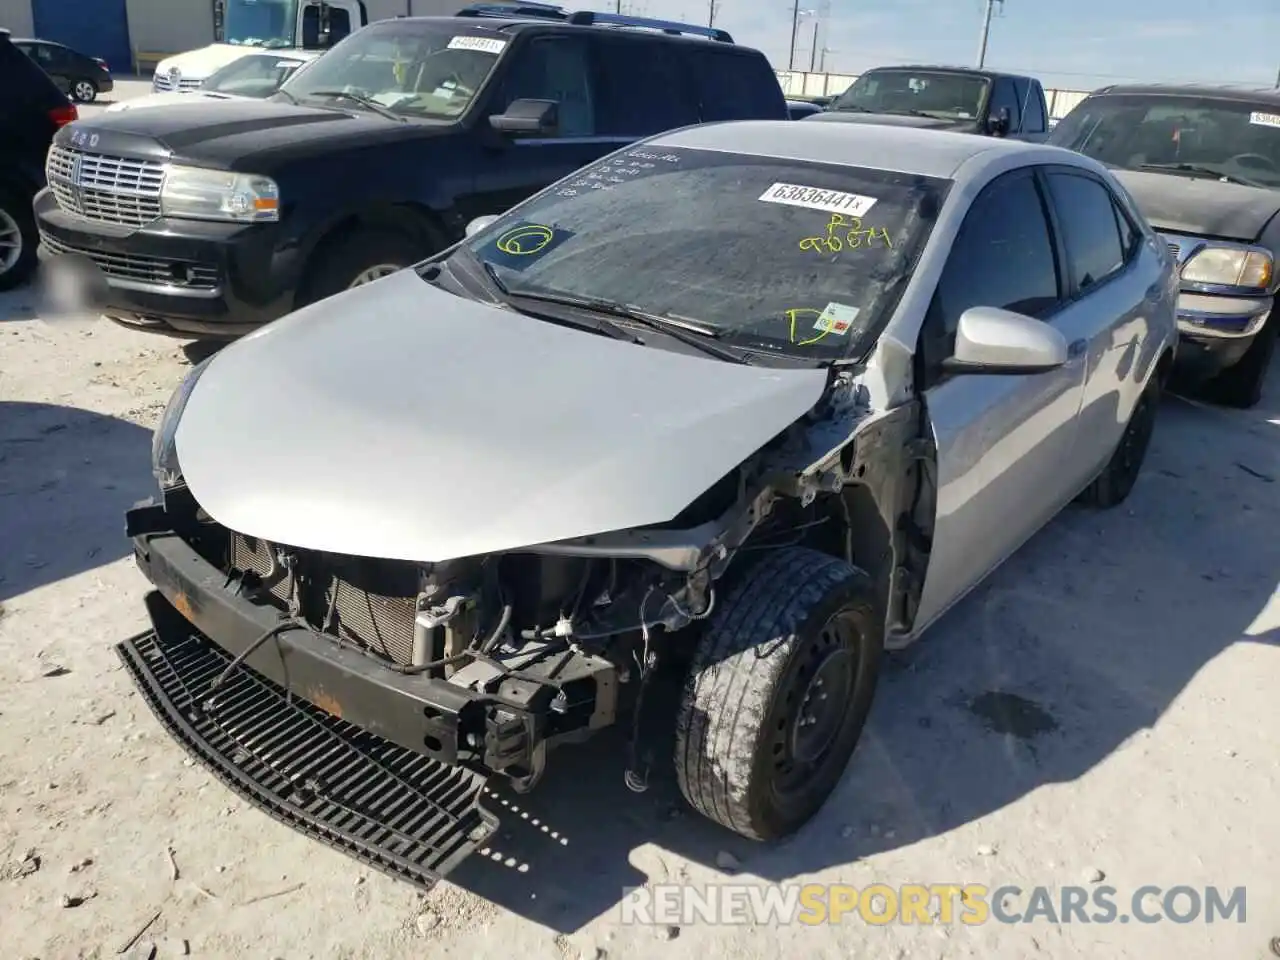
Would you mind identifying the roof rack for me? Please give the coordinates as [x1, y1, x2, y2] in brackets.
[565, 10, 733, 42]
[455, 2, 569, 20]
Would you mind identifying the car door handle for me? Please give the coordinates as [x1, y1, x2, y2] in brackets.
[1068, 338, 1088, 358]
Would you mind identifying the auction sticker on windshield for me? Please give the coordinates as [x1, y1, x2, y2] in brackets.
[759, 183, 878, 217]
[1249, 111, 1280, 129]
[814, 302, 860, 335]
[448, 36, 508, 54]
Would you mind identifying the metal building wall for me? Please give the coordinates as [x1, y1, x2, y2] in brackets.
[125, 0, 213, 62]
[0, 0, 35, 36]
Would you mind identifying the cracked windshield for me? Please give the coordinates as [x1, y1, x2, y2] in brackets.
[278, 21, 507, 118]
[1048, 94, 1280, 189]
[829, 69, 990, 121]
[461, 147, 949, 363]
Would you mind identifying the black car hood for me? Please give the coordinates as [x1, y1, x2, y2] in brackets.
[805, 110, 980, 133]
[53, 98, 452, 172]
[1112, 168, 1280, 242]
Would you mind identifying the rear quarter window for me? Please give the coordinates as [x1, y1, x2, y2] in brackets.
[687, 49, 787, 121]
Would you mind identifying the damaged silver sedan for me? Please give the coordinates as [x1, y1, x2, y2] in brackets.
[119, 120, 1178, 888]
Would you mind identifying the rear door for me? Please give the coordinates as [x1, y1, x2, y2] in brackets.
[591, 34, 698, 138]
[461, 34, 617, 220]
[912, 166, 1086, 631]
[1039, 165, 1155, 488]
[685, 48, 788, 121]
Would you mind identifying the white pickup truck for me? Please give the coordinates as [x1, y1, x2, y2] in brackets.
[151, 0, 460, 93]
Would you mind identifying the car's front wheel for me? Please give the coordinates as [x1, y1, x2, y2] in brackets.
[71, 79, 98, 103]
[674, 546, 882, 841]
[0, 183, 40, 292]
[298, 228, 428, 306]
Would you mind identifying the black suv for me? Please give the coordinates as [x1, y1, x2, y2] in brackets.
[34, 8, 788, 338]
[0, 28, 77, 291]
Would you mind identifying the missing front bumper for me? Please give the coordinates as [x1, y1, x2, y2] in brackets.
[116, 612, 498, 891]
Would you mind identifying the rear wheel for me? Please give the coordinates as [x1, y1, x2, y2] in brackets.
[0, 184, 39, 292]
[1081, 376, 1160, 508]
[298, 229, 429, 306]
[71, 78, 97, 103]
[1204, 317, 1276, 410]
[674, 547, 882, 841]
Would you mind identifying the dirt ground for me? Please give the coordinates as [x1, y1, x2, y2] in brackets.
[2, 83, 1278, 960]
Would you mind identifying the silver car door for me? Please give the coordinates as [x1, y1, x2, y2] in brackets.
[910, 167, 1088, 633]
[1041, 167, 1162, 490]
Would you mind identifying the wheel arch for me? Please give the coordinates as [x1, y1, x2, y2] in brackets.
[294, 201, 449, 308]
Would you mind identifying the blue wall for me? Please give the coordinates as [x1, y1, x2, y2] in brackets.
[32, 0, 132, 72]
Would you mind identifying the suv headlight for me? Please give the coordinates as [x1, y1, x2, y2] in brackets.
[1180, 245, 1273, 291]
[153, 354, 216, 489]
[161, 165, 280, 223]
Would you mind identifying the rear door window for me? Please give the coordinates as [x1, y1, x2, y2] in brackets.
[687, 49, 785, 121]
[1044, 171, 1127, 293]
[592, 36, 696, 136]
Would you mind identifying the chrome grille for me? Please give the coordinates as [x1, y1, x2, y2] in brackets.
[46, 145, 165, 227]
[40, 233, 219, 291]
[153, 73, 203, 92]
[230, 534, 418, 666]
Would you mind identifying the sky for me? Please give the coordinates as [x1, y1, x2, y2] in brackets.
[592, 0, 1280, 92]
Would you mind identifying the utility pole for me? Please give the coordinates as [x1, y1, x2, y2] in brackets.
[809, 19, 819, 71]
[976, 0, 1002, 69]
[819, 46, 835, 72]
[1274, 63, 1280, 88]
[708, 0, 717, 27]
[788, 0, 800, 70]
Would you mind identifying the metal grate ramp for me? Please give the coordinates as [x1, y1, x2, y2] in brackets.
[117, 629, 498, 891]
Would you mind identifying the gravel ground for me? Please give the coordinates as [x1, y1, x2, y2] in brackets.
[1, 82, 1277, 959]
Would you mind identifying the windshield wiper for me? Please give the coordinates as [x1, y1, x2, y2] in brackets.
[478, 266, 640, 344]
[1137, 162, 1267, 188]
[508, 289, 752, 364]
[273, 87, 299, 104]
[305, 90, 407, 122]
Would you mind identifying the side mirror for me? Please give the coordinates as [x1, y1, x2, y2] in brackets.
[987, 105, 1011, 136]
[465, 214, 499, 238]
[941, 306, 1068, 375]
[489, 98, 558, 136]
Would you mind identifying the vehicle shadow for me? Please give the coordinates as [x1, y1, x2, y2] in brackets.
[0, 402, 155, 603]
[449, 363, 1280, 934]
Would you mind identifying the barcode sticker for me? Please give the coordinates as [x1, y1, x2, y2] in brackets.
[447, 36, 508, 54]
[759, 182, 878, 216]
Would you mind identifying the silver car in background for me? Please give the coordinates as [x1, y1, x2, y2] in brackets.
[118, 121, 1177, 888]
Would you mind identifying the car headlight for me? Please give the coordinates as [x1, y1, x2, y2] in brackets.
[153, 354, 216, 489]
[1180, 245, 1273, 291]
[160, 165, 280, 223]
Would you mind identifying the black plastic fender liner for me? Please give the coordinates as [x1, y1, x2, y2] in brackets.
[116, 627, 499, 892]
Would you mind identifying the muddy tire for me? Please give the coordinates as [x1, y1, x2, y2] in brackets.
[0, 183, 39, 292]
[1080, 376, 1160, 508]
[1205, 316, 1276, 410]
[298, 229, 429, 306]
[674, 547, 881, 841]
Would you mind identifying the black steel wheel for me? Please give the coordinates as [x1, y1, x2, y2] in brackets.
[1081, 376, 1160, 508]
[675, 547, 882, 841]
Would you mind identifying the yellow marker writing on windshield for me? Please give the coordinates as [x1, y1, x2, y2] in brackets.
[495, 224, 554, 256]
[785, 308, 830, 346]
[799, 213, 895, 254]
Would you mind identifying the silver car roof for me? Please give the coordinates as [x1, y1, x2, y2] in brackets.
[651, 119, 1066, 180]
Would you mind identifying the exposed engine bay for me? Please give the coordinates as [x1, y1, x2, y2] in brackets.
[154, 366, 935, 796]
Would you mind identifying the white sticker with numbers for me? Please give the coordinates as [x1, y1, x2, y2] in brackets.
[813, 302, 861, 335]
[758, 182, 878, 217]
[1249, 111, 1280, 129]
[447, 35, 508, 54]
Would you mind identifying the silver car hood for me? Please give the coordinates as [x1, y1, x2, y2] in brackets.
[176, 271, 828, 562]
